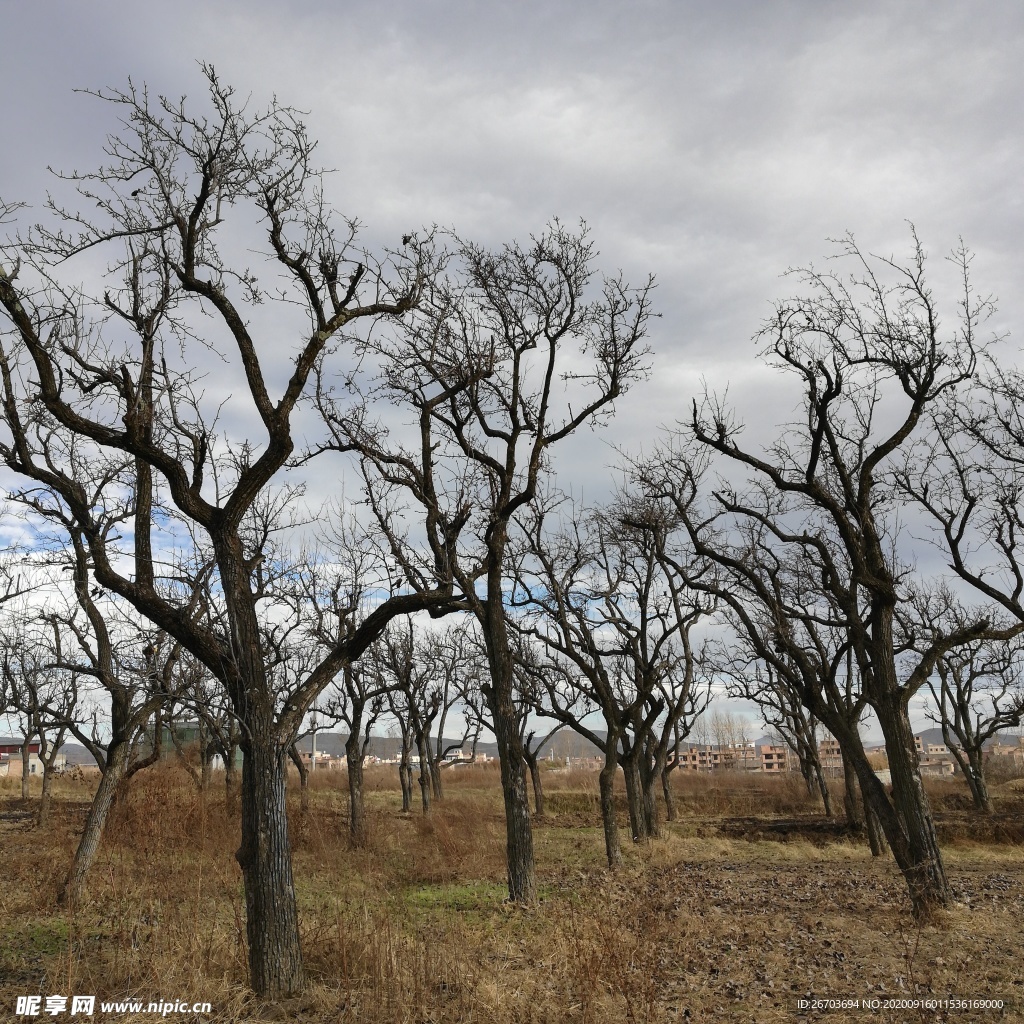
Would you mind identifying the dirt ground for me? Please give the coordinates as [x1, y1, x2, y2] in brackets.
[0, 769, 1021, 1023]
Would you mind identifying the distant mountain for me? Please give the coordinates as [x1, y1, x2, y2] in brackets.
[57, 743, 97, 765]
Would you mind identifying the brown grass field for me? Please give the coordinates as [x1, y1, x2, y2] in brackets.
[1, 764, 1022, 1023]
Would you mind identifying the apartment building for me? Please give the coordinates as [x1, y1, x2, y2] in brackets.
[679, 743, 790, 773]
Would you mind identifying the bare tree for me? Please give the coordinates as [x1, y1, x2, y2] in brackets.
[0, 560, 46, 805]
[374, 621, 442, 814]
[319, 666, 385, 843]
[522, 723, 563, 818]
[0, 70, 459, 996]
[0, 638, 38, 801]
[0, 611, 75, 823]
[515, 498, 711, 861]
[660, 719, 686, 821]
[926, 629, 1023, 813]
[9, 533, 184, 902]
[162, 658, 223, 794]
[421, 622, 484, 800]
[386, 691, 417, 814]
[169, 665, 243, 803]
[632, 231, 1010, 917]
[709, 709, 746, 768]
[319, 223, 653, 901]
[722, 660, 833, 815]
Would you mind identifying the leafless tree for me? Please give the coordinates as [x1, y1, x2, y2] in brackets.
[0, 631, 39, 802]
[5, 532, 185, 901]
[319, 666, 385, 843]
[632, 231, 1011, 917]
[924, 626, 1023, 813]
[421, 622, 485, 800]
[386, 691, 417, 814]
[161, 658, 223, 794]
[515, 497, 712, 862]
[373, 620, 442, 814]
[0, 70, 459, 996]
[721, 659, 833, 815]
[318, 223, 653, 901]
[0, 556, 48, 808]
[521, 723, 563, 818]
[169, 665, 243, 803]
[0, 610, 75, 823]
[660, 719, 687, 821]
[708, 709, 748, 767]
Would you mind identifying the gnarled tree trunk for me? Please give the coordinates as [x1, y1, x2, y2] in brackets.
[873, 698, 949, 913]
[288, 744, 309, 812]
[345, 733, 367, 846]
[599, 747, 623, 869]
[865, 800, 885, 857]
[58, 741, 131, 907]
[523, 746, 545, 817]
[661, 759, 679, 822]
[640, 757, 661, 839]
[481, 592, 536, 903]
[841, 749, 864, 832]
[622, 754, 648, 843]
[399, 757, 413, 813]
[38, 761, 55, 827]
[20, 736, 32, 801]
[416, 733, 432, 815]
[236, 737, 303, 997]
[812, 758, 833, 818]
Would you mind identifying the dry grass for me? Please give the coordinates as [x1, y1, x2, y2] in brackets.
[1, 764, 1022, 1023]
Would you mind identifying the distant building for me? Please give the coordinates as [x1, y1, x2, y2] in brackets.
[679, 742, 789, 773]
[759, 745, 789, 772]
[296, 750, 342, 771]
[817, 738, 845, 774]
[988, 737, 1024, 768]
[146, 721, 243, 767]
[0, 751, 67, 777]
[0, 739, 41, 758]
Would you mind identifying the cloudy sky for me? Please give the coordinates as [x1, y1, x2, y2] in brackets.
[3, 0, 1023, 733]
[5, 1, 1022, 410]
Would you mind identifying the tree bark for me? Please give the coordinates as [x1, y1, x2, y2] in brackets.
[865, 800, 885, 858]
[416, 733, 431, 815]
[813, 758, 833, 818]
[399, 760, 413, 813]
[523, 748, 545, 817]
[873, 696, 950, 914]
[481, 590, 536, 903]
[345, 733, 367, 846]
[847, 739, 944, 914]
[236, 738, 304, 997]
[225, 745, 239, 807]
[430, 759, 444, 802]
[219, 536, 306, 997]
[38, 762, 55, 827]
[490, 701, 536, 902]
[949, 745, 994, 815]
[622, 755, 648, 842]
[841, 749, 864, 832]
[58, 741, 131, 907]
[599, 752, 623, 869]
[661, 761, 678, 822]
[288, 744, 309, 812]
[967, 753, 993, 815]
[640, 757, 662, 839]
[20, 736, 32, 801]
